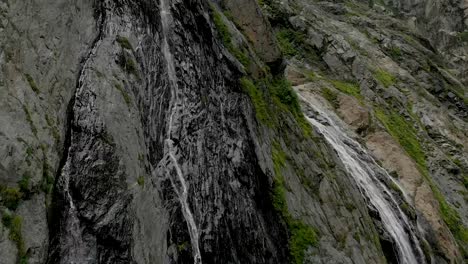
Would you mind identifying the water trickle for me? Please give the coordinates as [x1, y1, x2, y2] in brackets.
[297, 92, 425, 264]
[159, 0, 202, 263]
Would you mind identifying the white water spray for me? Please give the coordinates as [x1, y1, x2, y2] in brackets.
[297, 92, 424, 264]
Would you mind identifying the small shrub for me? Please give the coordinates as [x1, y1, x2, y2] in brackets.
[0, 186, 23, 210]
[25, 74, 39, 94]
[373, 69, 396, 88]
[269, 78, 301, 113]
[275, 29, 305, 57]
[116, 36, 133, 50]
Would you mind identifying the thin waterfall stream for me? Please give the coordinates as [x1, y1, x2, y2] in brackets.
[296, 91, 425, 264]
[159, 0, 202, 263]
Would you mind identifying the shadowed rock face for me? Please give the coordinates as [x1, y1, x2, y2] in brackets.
[0, 0, 466, 263]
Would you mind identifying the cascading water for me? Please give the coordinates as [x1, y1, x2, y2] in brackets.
[296, 91, 425, 264]
[159, 0, 202, 263]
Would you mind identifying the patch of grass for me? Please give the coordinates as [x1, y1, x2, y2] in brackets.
[373, 69, 396, 88]
[117, 52, 139, 77]
[22, 105, 37, 136]
[25, 74, 39, 94]
[269, 78, 301, 113]
[268, 78, 312, 137]
[116, 35, 133, 50]
[18, 173, 30, 194]
[271, 142, 318, 264]
[375, 108, 426, 169]
[240, 77, 271, 126]
[2, 213, 27, 263]
[275, 28, 305, 57]
[330, 80, 362, 99]
[322, 87, 339, 108]
[113, 82, 132, 106]
[376, 108, 468, 246]
[211, 5, 251, 68]
[137, 176, 145, 186]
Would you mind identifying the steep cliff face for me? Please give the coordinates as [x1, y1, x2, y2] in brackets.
[0, 0, 466, 264]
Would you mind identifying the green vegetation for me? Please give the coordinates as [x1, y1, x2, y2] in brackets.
[388, 46, 402, 59]
[275, 28, 305, 57]
[116, 36, 133, 50]
[322, 87, 339, 108]
[330, 80, 362, 99]
[373, 69, 396, 88]
[45, 113, 61, 145]
[117, 52, 139, 77]
[18, 173, 30, 194]
[22, 105, 38, 136]
[0, 186, 22, 210]
[375, 108, 468, 247]
[113, 82, 132, 106]
[272, 143, 318, 264]
[2, 213, 27, 263]
[137, 176, 145, 186]
[211, 5, 250, 68]
[240, 77, 271, 126]
[375, 108, 425, 169]
[457, 31, 468, 42]
[25, 74, 39, 94]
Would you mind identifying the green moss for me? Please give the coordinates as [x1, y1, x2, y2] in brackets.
[373, 69, 396, 88]
[271, 143, 318, 264]
[25, 74, 39, 94]
[240, 77, 271, 126]
[137, 176, 145, 186]
[113, 82, 132, 106]
[116, 35, 133, 50]
[330, 80, 362, 99]
[322, 87, 339, 108]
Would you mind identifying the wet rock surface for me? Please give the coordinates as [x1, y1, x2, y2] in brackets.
[0, 0, 466, 263]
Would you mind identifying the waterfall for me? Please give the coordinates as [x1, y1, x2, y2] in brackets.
[159, 0, 202, 263]
[297, 92, 425, 264]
